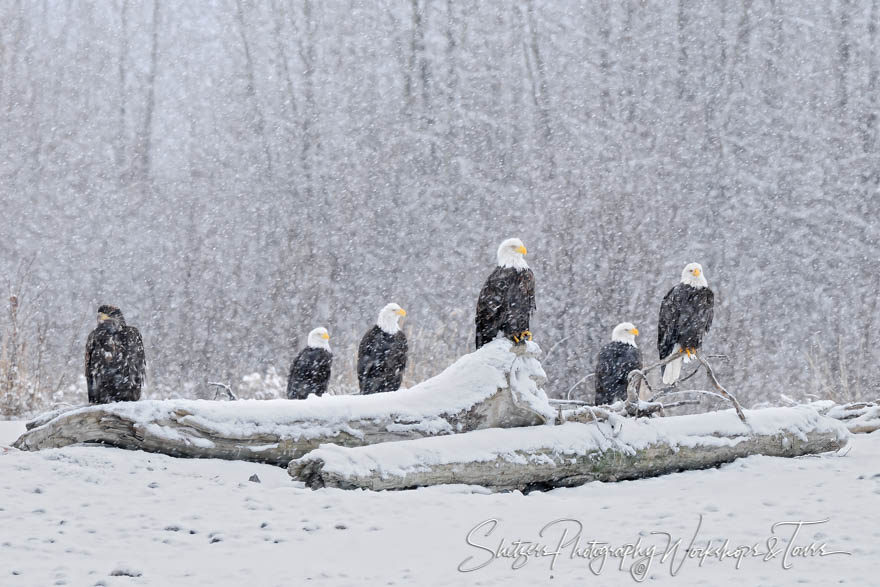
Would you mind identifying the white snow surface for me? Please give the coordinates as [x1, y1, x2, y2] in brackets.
[25, 339, 551, 444]
[296, 406, 850, 480]
[1, 420, 878, 585]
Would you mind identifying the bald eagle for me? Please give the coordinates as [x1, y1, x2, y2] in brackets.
[286, 327, 332, 400]
[475, 238, 536, 348]
[85, 305, 146, 404]
[595, 322, 642, 405]
[357, 303, 408, 394]
[658, 263, 714, 384]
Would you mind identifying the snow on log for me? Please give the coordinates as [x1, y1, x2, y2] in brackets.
[289, 406, 849, 491]
[809, 400, 880, 434]
[12, 340, 553, 465]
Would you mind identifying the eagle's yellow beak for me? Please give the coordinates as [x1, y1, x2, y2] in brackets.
[397, 308, 407, 317]
[517, 245, 527, 255]
[98, 313, 109, 322]
[631, 327, 639, 336]
[693, 268, 701, 277]
[321, 332, 330, 340]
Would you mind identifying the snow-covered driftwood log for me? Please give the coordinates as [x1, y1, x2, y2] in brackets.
[809, 399, 880, 434]
[13, 340, 554, 465]
[289, 406, 849, 491]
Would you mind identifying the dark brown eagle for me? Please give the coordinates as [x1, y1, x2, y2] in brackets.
[85, 305, 146, 404]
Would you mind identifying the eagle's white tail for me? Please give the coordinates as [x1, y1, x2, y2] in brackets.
[662, 344, 683, 384]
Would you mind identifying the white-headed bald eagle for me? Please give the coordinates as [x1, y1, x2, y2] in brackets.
[85, 305, 146, 404]
[357, 303, 408, 394]
[595, 322, 642, 405]
[658, 262, 714, 384]
[286, 327, 332, 399]
[475, 238, 536, 348]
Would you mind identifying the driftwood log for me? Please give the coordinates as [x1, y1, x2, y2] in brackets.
[290, 406, 849, 491]
[12, 340, 553, 466]
[811, 399, 880, 434]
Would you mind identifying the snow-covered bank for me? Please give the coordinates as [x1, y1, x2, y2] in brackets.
[12, 340, 553, 465]
[1, 427, 877, 585]
[291, 406, 849, 490]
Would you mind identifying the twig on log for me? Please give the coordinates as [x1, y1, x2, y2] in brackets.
[561, 404, 625, 436]
[208, 382, 237, 401]
[543, 335, 573, 362]
[548, 399, 592, 406]
[676, 365, 702, 385]
[625, 350, 685, 414]
[695, 351, 746, 424]
[650, 389, 728, 403]
[779, 393, 798, 406]
[658, 399, 701, 409]
[624, 350, 746, 425]
[565, 373, 594, 400]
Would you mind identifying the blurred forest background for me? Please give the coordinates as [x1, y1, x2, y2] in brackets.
[1, 0, 879, 415]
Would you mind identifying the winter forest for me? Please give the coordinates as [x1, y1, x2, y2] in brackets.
[1, 0, 879, 415]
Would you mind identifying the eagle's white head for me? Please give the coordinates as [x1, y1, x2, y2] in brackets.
[680, 262, 708, 288]
[611, 322, 639, 347]
[307, 327, 331, 350]
[377, 303, 406, 334]
[497, 238, 529, 270]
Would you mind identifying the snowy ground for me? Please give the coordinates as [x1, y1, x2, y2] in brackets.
[1, 420, 878, 586]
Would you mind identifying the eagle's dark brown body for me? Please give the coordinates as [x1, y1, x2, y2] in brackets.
[85, 306, 146, 404]
[474, 266, 536, 349]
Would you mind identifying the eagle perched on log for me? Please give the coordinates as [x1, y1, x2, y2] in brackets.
[85, 305, 146, 404]
[357, 303, 408, 394]
[658, 263, 714, 384]
[475, 238, 536, 348]
[595, 322, 642, 405]
[286, 327, 332, 399]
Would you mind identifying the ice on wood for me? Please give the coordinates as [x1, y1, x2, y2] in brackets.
[12, 340, 553, 465]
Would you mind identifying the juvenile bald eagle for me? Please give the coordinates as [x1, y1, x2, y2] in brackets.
[658, 263, 714, 384]
[286, 327, 332, 400]
[595, 322, 642, 405]
[85, 305, 146, 404]
[357, 303, 408, 394]
[475, 238, 536, 348]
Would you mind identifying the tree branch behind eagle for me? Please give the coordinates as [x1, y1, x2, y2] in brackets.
[85, 305, 146, 404]
[658, 263, 714, 384]
[475, 238, 536, 348]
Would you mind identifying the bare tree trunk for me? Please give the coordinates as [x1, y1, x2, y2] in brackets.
[522, 0, 553, 177]
[409, 0, 431, 121]
[115, 0, 129, 179]
[233, 0, 274, 177]
[836, 0, 851, 114]
[297, 0, 317, 199]
[133, 0, 160, 184]
[676, 0, 688, 100]
[864, 0, 878, 158]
